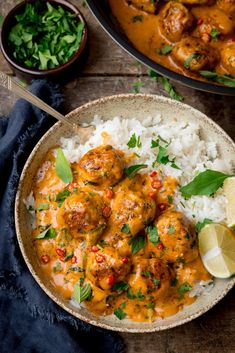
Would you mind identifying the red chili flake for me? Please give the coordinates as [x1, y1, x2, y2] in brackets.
[96, 255, 104, 263]
[106, 189, 114, 199]
[71, 256, 77, 264]
[151, 180, 162, 189]
[150, 171, 157, 178]
[107, 275, 115, 285]
[91, 245, 99, 253]
[197, 18, 203, 25]
[67, 182, 79, 192]
[158, 203, 167, 211]
[41, 255, 50, 264]
[102, 205, 111, 218]
[149, 191, 156, 199]
[122, 257, 129, 264]
[56, 248, 66, 257]
[157, 243, 164, 250]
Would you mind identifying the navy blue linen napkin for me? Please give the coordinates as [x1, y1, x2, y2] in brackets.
[0, 80, 125, 353]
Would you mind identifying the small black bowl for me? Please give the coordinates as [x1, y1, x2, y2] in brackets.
[86, 0, 235, 95]
[0, 0, 88, 83]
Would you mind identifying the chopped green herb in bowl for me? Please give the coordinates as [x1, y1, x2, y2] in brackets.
[0, 0, 87, 81]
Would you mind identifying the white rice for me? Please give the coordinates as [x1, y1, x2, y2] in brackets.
[60, 114, 232, 225]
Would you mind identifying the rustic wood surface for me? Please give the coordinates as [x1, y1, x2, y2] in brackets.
[0, 1, 234, 352]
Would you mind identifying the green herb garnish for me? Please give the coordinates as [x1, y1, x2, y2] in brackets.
[8, 2, 85, 70]
[136, 289, 145, 300]
[153, 278, 161, 286]
[195, 218, 213, 234]
[132, 15, 143, 22]
[168, 226, 175, 234]
[170, 278, 178, 287]
[36, 227, 57, 239]
[167, 195, 173, 204]
[199, 71, 235, 88]
[55, 189, 71, 203]
[53, 262, 62, 273]
[141, 271, 151, 277]
[129, 234, 147, 255]
[148, 69, 183, 101]
[178, 282, 192, 297]
[132, 80, 144, 93]
[56, 148, 73, 184]
[210, 28, 220, 40]
[156, 45, 173, 55]
[180, 170, 233, 199]
[146, 302, 155, 309]
[113, 281, 129, 293]
[73, 282, 92, 303]
[37, 203, 49, 211]
[124, 164, 147, 179]
[127, 133, 142, 148]
[114, 307, 127, 320]
[147, 224, 160, 246]
[121, 224, 130, 234]
[184, 53, 201, 69]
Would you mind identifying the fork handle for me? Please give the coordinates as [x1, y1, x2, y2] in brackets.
[0, 71, 78, 132]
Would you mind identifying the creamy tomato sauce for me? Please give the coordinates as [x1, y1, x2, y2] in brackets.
[32, 144, 211, 322]
[109, 0, 235, 83]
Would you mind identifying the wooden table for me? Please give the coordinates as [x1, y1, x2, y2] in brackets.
[0, 1, 234, 352]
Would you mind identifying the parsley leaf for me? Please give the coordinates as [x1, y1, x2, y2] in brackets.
[127, 133, 142, 148]
[113, 281, 129, 293]
[114, 307, 126, 320]
[180, 170, 233, 199]
[184, 53, 201, 69]
[148, 69, 183, 101]
[195, 218, 213, 234]
[178, 282, 192, 297]
[129, 234, 147, 255]
[147, 224, 160, 246]
[156, 45, 173, 55]
[121, 224, 130, 234]
[56, 148, 73, 184]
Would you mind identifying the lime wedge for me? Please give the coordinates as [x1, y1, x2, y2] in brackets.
[198, 223, 235, 278]
[224, 177, 235, 229]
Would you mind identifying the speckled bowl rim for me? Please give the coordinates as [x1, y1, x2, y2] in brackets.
[15, 94, 235, 333]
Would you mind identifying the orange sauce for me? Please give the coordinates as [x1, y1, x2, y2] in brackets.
[109, 0, 235, 82]
[32, 146, 211, 322]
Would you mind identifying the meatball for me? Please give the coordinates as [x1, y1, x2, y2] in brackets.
[179, 0, 214, 4]
[155, 210, 198, 263]
[58, 191, 106, 243]
[86, 247, 131, 290]
[172, 37, 218, 72]
[129, 0, 157, 14]
[77, 145, 125, 187]
[217, 0, 235, 13]
[129, 258, 172, 298]
[192, 7, 233, 42]
[221, 43, 235, 76]
[111, 189, 156, 235]
[159, 2, 194, 42]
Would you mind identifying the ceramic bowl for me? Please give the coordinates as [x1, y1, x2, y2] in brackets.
[0, 0, 88, 83]
[15, 94, 235, 332]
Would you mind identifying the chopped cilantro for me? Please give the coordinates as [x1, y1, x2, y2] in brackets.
[178, 282, 192, 297]
[167, 195, 173, 204]
[114, 307, 126, 320]
[156, 45, 173, 55]
[168, 226, 175, 234]
[153, 279, 161, 286]
[147, 224, 160, 246]
[141, 271, 151, 278]
[113, 281, 129, 293]
[127, 133, 142, 148]
[129, 234, 147, 255]
[121, 224, 130, 234]
[170, 278, 178, 287]
[210, 28, 220, 40]
[37, 203, 49, 211]
[136, 289, 145, 301]
[132, 80, 144, 93]
[146, 302, 155, 309]
[132, 15, 143, 22]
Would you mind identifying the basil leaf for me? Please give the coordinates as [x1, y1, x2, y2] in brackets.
[129, 234, 147, 255]
[56, 148, 73, 184]
[124, 164, 147, 179]
[121, 224, 130, 234]
[36, 227, 57, 239]
[180, 170, 233, 199]
[73, 282, 92, 304]
[156, 45, 173, 55]
[114, 307, 126, 320]
[184, 53, 201, 69]
[178, 282, 192, 297]
[195, 218, 213, 234]
[113, 281, 129, 293]
[147, 224, 160, 246]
